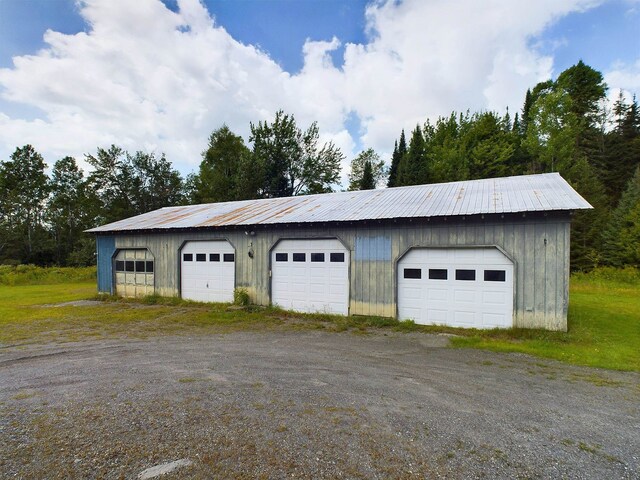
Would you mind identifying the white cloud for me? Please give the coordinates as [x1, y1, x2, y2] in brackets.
[605, 60, 640, 95]
[0, 0, 629, 184]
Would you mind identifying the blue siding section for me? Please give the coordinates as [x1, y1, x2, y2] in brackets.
[354, 236, 391, 261]
[96, 236, 116, 294]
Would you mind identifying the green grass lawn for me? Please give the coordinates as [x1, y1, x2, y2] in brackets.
[0, 268, 638, 372]
[450, 276, 640, 372]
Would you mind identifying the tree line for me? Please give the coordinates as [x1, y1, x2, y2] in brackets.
[386, 61, 640, 270]
[1, 61, 638, 269]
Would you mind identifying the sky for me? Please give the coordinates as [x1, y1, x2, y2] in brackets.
[0, 0, 639, 184]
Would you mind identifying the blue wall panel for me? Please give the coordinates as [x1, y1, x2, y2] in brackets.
[96, 235, 116, 293]
[354, 236, 391, 261]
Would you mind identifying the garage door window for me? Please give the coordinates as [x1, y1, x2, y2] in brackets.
[275, 253, 288, 262]
[429, 269, 447, 280]
[311, 253, 325, 262]
[223, 253, 235, 262]
[210, 253, 220, 262]
[183, 253, 193, 261]
[455, 269, 476, 281]
[196, 253, 206, 262]
[114, 249, 155, 297]
[330, 252, 345, 262]
[484, 270, 506, 282]
[404, 268, 422, 279]
[293, 253, 305, 262]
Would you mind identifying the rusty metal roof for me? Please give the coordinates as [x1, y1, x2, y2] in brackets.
[86, 173, 592, 233]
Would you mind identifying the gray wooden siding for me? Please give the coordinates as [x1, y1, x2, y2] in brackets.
[112, 213, 571, 330]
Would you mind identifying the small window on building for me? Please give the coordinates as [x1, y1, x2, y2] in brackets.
[125, 261, 135, 272]
[455, 269, 476, 281]
[293, 253, 305, 262]
[330, 252, 345, 262]
[115, 260, 125, 272]
[210, 253, 220, 262]
[145, 261, 154, 273]
[484, 270, 506, 282]
[429, 269, 447, 280]
[223, 253, 235, 262]
[183, 253, 193, 262]
[404, 268, 422, 279]
[135, 260, 145, 272]
[311, 253, 325, 262]
[275, 253, 288, 262]
[196, 253, 206, 262]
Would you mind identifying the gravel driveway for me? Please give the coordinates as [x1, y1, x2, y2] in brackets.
[1, 331, 639, 479]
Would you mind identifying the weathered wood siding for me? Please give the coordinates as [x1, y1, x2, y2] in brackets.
[109, 212, 571, 330]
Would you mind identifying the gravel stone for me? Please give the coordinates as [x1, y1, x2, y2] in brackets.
[0, 330, 638, 479]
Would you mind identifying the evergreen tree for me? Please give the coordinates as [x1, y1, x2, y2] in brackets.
[556, 60, 607, 124]
[86, 146, 184, 224]
[602, 94, 640, 205]
[397, 125, 426, 185]
[565, 157, 609, 270]
[387, 141, 399, 187]
[460, 112, 513, 180]
[359, 160, 375, 190]
[602, 166, 640, 266]
[0, 145, 51, 264]
[520, 89, 533, 136]
[387, 130, 407, 187]
[348, 148, 386, 191]
[47, 157, 93, 266]
[427, 113, 465, 183]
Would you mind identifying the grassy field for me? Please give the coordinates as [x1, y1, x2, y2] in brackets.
[0, 266, 638, 372]
[450, 274, 640, 372]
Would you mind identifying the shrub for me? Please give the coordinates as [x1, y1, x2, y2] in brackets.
[0, 265, 97, 286]
[572, 266, 640, 286]
[233, 288, 251, 306]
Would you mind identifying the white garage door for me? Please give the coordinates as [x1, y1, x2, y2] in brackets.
[271, 239, 349, 315]
[181, 240, 235, 303]
[398, 247, 513, 329]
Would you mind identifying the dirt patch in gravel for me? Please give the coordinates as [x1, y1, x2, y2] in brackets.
[1, 331, 638, 478]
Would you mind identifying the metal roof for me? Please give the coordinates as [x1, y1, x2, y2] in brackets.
[87, 173, 592, 233]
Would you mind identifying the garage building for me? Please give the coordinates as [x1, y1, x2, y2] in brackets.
[87, 172, 591, 331]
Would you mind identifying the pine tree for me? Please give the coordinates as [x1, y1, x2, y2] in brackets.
[602, 94, 640, 206]
[47, 157, 92, 265]
[387, 141, 399, 187]
[348, 148, 386, 191]
[388, 130, 407, 187]
[0, 145, 51, 264]
[602, 166, 640, 266]
[359, 160, 375, 190]
[397, 125, 426, 185]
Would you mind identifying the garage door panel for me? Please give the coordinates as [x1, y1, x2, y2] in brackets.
[453, 311, 477, 326]
[181, 241, 235, 303]
[272, 239, 349, 315]
[483, 291, 507, 305]
[427, 288, 448, 301]
[482, 313, 508, 328]
[398, 248, 513, 329]
[427, 309, 448, 323]
[454, 289, 477, 303]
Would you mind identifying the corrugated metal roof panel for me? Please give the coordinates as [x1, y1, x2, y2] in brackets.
[86, 173, 592, 233]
